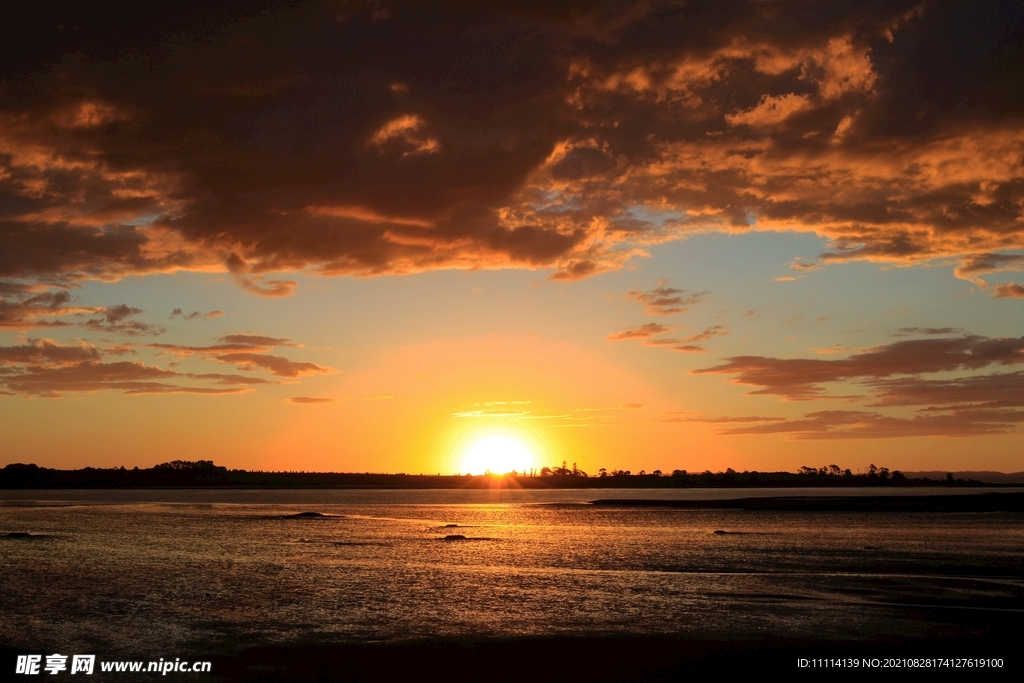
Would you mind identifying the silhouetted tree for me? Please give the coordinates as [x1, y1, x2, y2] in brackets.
[155, 460, 223, 471]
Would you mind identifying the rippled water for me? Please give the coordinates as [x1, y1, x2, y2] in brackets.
[2, 488, 1022, 659]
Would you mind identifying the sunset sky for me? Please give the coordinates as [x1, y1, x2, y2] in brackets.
[3, 1, 1024, 475]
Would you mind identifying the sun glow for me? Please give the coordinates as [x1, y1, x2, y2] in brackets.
[461, 436, 535, 475]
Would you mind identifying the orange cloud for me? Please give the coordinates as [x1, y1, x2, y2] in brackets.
[306, 205, 434, 228]
[726, 94, 814, 127]
[367, 115, 439, 156]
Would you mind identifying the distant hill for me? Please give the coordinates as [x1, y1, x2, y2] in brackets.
[903, 471, 1024, 484]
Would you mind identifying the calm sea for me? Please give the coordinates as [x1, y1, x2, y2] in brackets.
[2, 488, 1022, 661]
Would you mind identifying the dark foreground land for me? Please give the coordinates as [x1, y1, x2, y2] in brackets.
[213, 635, 1016, 682]
[2, 632, 1018, 682]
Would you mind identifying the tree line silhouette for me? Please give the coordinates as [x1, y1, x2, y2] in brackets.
[0, 460, 982, 489]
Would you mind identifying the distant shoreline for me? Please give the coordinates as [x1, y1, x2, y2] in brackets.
[4, 461, 1024, 489]
[590, 491, 1024, 512]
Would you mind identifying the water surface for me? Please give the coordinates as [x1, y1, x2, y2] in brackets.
[2, 488, 1021, 659]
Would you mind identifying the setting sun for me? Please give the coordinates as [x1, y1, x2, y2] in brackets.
[461, 436, 535, 475]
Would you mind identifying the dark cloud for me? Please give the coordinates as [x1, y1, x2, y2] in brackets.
[713, 408, 1024, 439]
[636, 326, 726, 351]
[606, 322, 671, 341]
[954, 253, 1024, 286]
[992, 282, 1024, 298]
[219, 334, 293, 347]
[171, 308, 224, 319]
[679, 325, 727, 342]
[550, 260, 600, 281]
[867, 371, 1024, 409]
[692, 329, 1024, 437]
[670, 344, 706, 353]
[148, 332, 324, 378]
[150, 342, 274, 355]
[119, 385, 252, 395]
[695, 335, 1024, 400]
[659, 414, 787, 424]
[0, 287, 168, 337]
[0, 338, 101, 366]
[83, 305, 163, 336]
[0, 288, 78, 328]
[287, 396, 337, 404]
[0, 360, 181, 397]
[0, 334, 321, 395]
[187, 373, 275, 386]
[894, 326, 963, 336]
[212, 352, 333, 378]
[2, 2, 1022, 289]
[627, 281, 707, 315]
[641, 338, 682, 346]
[149, 334, 292, 355]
